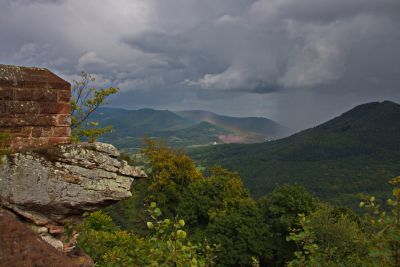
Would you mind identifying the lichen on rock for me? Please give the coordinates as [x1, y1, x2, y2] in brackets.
[0, 142, 146, 224]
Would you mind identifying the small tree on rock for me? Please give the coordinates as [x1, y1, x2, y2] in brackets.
[71, 71, 119, 142]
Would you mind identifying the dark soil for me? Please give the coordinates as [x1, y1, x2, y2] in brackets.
[0, 209, 79, 267]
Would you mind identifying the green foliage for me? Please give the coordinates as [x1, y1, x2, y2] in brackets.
[141, 138, 203, 216]
[202, 198, 271, 266]
[178, 166, 249, 227]
[106, 141, 275, 266]
[71, 72, 118, 142]
[0, 131, 11, 164]
[77, 205, 215, 267]
[179, 166, 271, 266]
[287, 205, 367, 266]
[103, 179, 151, 233]
[288, 176, 400, 267]
[257, 185, 319, 265]
[358, 176, 400, 266]
[118, 152, 135, 166]
[78, 122, 113, 143]
[104, 139, 204, 232]
[145, 203, 217, 267]
[190, 101, 400, 207]
[103, 140, 400, 266]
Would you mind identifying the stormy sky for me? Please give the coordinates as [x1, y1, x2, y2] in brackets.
[1, 0, 399, 131]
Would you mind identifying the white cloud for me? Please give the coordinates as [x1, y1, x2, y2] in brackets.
[77, 51, 117, 74]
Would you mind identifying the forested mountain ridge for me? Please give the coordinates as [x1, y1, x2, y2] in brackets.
[91, 107, 284, 150]
[189, 101, 400, 206]
[177, 110, 286, 140]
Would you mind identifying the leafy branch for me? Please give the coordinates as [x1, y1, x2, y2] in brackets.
[70, 72, 119, 142]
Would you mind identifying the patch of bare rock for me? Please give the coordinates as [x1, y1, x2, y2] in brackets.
[0, 142, 146, 266]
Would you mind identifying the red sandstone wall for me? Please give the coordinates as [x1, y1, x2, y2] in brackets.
[0, 65, 71, 151]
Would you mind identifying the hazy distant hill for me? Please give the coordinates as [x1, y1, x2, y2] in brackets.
[177, 110, 286, 141]
[91, 108, 194, 137]
[91, 107, 281, 151]
[190, 101, 400, 206]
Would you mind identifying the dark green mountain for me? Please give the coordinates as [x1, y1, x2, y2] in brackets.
[91, 107, 282, 151]
[91, 108, 194, 137]
[189, 101, 400, 206]
[91, 108, 235, 151]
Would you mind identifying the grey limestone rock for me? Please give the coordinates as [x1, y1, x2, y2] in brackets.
[0, 142, 146, 224]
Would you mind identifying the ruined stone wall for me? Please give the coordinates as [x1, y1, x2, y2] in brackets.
[0, 64, 71, 150]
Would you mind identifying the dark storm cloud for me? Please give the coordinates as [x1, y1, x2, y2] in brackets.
[0, 0, 399, 129]
[122, 0, 400, 95]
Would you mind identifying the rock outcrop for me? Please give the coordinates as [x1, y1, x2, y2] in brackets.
[0, 64, 147, 265]
[0, 142, 146, 225]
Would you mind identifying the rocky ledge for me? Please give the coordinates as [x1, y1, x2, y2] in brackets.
[0, 142, 146, 225]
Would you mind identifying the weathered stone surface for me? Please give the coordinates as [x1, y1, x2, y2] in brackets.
[47, 224, 64, 234]
[29, 224, 49, 234]
[40, 234, 64, 251]
[0, 142, 146, 223]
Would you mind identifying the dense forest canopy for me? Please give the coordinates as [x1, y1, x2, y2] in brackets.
[189, 101, 400, 208]
[74, 138, 400, 266]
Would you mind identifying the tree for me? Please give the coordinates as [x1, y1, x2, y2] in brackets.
[287, 204, 367, 266]
[141, 138, 203, 217]
[359, 176, 400, 266]
[203, 198, 271, 266]
[179, 166, 271, 266]
[287, 176, 400, 267]
[71, 71, 119, 142]
[178, 166, 249, 227]
[257, 185, 319, 266]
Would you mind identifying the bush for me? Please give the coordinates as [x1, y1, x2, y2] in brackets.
[77, 204, 216, 266]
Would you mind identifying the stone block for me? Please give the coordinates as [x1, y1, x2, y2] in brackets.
[33, 88, 58, 102]
[0, 115, 59, 126]
[12, 127, 33, 138]
[0, 126, 22, 133]
[33, 115, 59, 126]
[53, 127, 71, 137]
[32, 127, 54, 138]
[56, 115, 71, 126]
[10, 137, 49, 150]
[48, 136, 71, 145]
[0, 101, 6, 113]
[40, 102, 71, 114]
[0, 64, 72, 150]
[15, 88, 33, 101]
[0, 88, 14, 100]
[6, 101, 40, 114]
[57, 90, 71, 103]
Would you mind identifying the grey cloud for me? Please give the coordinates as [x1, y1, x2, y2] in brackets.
[0, 0, 399, 130]
[4, 0, 65, 6]
[122, 0, 400, 94]
[272, 0, 400, 22]
[123, 31, 189, 54]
